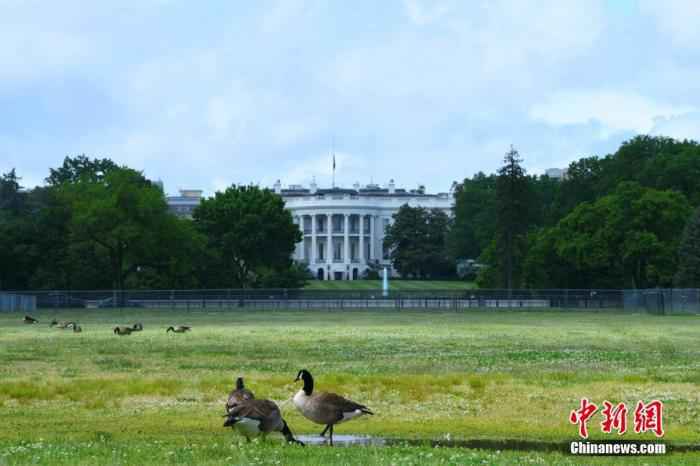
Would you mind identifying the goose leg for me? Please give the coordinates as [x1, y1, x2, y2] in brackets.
[281, 421, 304, 446]
[329, 425, 334, 446]
[319, 425, 330, 437]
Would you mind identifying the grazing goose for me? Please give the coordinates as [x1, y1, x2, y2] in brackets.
[23, 315, 39, 324]
[224, 399, 304, 446]
[113, 326, 133, 336]
[50, 320, 74, 329]
[226, 377, 255, 413]
[293, 369, 373, 446]
[56, 321, 76, 330]
[166, 325, 191, 333]
[131, 323, 143, 331]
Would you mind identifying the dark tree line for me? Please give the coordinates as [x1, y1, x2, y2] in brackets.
[0, 156, 307, 290]
[449, 135, 700, 289]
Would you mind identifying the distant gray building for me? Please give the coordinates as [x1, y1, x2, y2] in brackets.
[166, 189, 203, 218]
[545, 168, 568, 180]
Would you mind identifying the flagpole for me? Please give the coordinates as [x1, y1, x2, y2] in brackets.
[332, 137, 336, 189]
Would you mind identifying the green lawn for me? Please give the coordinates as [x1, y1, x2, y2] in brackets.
[0, 309, 698, 465]
[303, 279, 476, 290]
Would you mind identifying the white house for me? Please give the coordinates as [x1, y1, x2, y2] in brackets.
[277, 179, 454, 280]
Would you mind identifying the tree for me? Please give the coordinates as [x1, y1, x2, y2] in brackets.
[193, 185, 302, 288]
[384, 205, 453, 278]
[552, 183, 691, 288]
[46, 155, 118, 186]
[492, 146, 533, 290]
[59, 165, 190, 290]
[675, 207, 700, 287]
[449, 172, 497, 260]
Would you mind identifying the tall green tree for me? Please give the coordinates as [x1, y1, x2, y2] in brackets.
[490, 146, 533, 290]
[46, 155, 118, 186]
[193, 185, 302, 288]
[60, 165, 192, 290]
[675, 207, 700, 287]
[384, 205, 453, 278]
[551, 183, 691, 288]
[449, 173, 497, 260]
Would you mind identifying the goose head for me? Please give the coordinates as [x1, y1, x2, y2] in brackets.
[235, 377, 245, 390]
[166, 326, 174, 333]
[294, 369, 314, 396]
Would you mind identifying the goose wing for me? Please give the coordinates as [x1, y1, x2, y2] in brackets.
[315, 392, 374, 416]
[227, 400, 279, 421]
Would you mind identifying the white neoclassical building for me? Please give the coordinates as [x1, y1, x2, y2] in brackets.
[276, 179, 454, 280]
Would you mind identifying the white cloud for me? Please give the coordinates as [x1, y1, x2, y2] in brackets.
[640, 0, 700, 47]
[530, 90, 696, 136]
[403, 0, 452, 25]
[650, 112, 700, 141]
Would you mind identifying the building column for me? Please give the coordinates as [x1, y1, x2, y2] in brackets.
[359, 214, 365, 265]
[326, 213, 332, 280]
[344, 214, 350, 280]
[311, 214, 317, 266]
[369, 215, 375, 261]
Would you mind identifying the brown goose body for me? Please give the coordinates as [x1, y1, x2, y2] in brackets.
[226, 377, 255, 412]
[113, 326, 133, 335]
[224, 399, 303, 445]
[293, 369, 373, 445]
[166, 326, 191, 333]
[51, 320, 76, 329]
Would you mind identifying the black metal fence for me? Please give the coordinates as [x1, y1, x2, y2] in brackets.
[4, 288, 700, 314]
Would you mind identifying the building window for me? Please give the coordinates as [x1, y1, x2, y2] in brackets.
[334, 242, 342, 261]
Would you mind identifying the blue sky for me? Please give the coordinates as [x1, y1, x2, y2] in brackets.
[1, 0, 700, 194]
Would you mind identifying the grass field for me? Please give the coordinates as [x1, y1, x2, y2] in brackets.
[1, 309, 699, 465]
[303, 279, 476, 290]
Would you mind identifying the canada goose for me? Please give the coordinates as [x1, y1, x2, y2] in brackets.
[73, 324, 82, 333]
[131, 323, 143, 331]
[166, 326, 191, 333]
[23, 315, 39, 324]
[223, 399, 304, 446]
[53, 321, 76, 329]
[293, 369, 373, 446]
[113, 326, 133, 336]
[226, 377, 255, 412]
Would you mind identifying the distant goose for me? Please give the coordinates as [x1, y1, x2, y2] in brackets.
[226, 377, 255, 413]
[53, 321, 76, 330]
[50, 319, 74, 328]
[293, 369, 373, 446]
[131, 323, 143, 331]
[24, 315, 39, 324]
[166, 326, 191, 333]
[113, 326, 133, 336]
[224, 399, 304, 446]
